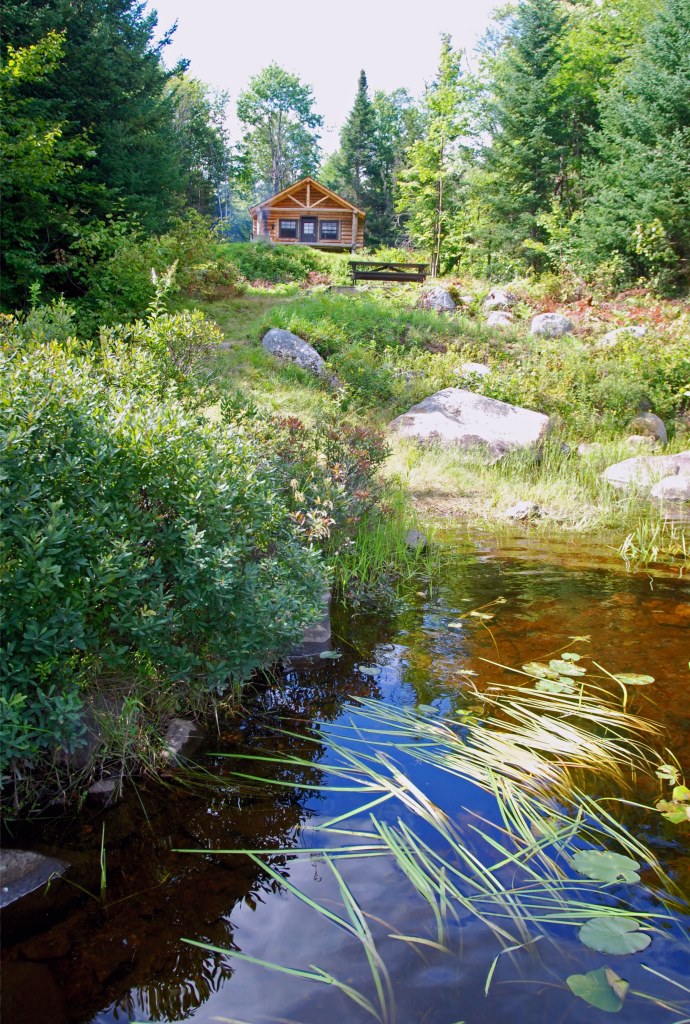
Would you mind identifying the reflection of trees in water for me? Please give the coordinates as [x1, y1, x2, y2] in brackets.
[2, 647, 389, 1024]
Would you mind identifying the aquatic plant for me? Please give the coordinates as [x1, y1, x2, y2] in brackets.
[181, 649, 689, 1020]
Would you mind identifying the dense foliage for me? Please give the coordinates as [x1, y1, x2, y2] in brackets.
[0, 312, 325, 782]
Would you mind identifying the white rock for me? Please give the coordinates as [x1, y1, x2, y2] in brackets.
[650, 475, 690, 502]
[389, 388, 551, 459]
[602, 450, 690, 491]
[531, 313, 573, 337]
[483, 288, 518, 311]
[597, 325, 647, 349]
[418, 287, 456, 312]
[459, 362, 491, 377]
[486, 311, 514, 328]
[626, 434, 660, 449]
[262, 328, 327, 377]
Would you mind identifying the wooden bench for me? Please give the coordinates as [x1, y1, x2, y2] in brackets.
[349, 260, 429, 284]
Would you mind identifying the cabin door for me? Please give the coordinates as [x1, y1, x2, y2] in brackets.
[300, 217, 317, 243]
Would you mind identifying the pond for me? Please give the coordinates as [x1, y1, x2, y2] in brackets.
[2, 530, 689, 1024]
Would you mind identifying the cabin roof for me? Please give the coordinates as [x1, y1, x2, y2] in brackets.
[249, 176, 365, 217]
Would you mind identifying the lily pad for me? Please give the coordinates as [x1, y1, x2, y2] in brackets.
[560, 652, 582, 662]
[567, 967, 629, 1012]
[522, 661, 560, 680]
[571, 850, 641, 884]
[319, 650, 342, 660]
[614, 673, 655, 686]
[549, 659, 587, 677]
[657, 785, 690, 823]
[579, 917, 651, 955]
[470, 611, 494, 620]
[535, 677, 576, 695]
[358, 665, 380, 677]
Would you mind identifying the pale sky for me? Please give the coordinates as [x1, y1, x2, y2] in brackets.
[146, 0, 500, 151]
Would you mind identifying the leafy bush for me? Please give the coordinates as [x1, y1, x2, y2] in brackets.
[0, 333, 325, 778]
[218, 242, 350, 285]
[185, 261, 246, 301]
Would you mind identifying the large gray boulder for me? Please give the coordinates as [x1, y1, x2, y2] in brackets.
[389, 388, 551, 459]
[1, 850, 69, 908]
[483, 288, 517, 311]
[602, 450, 690, 491]
[531, 313, 573, 337]
[418, 287, 456, 313]
[261, 328, 327, 377]
[628, 411, 667, 445]
[459, 361, 491, 378]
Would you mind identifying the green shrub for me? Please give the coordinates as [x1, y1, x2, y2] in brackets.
[218, 242, 350, 285]
[0, 336, 325, 778]
[184, 260, 246, 301]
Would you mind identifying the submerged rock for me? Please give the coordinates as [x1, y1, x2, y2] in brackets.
[389, 388, 551, 459]
[530, 313, 573, 337]
[290, 590, 332, 658]
[418, 287, 456, 313]
[0, 850, 69, 909]
[602, 450, 690, 491]
[86, 777, 122, 806]
[162, 719, 206, 764]
[261, 328, 327, 377]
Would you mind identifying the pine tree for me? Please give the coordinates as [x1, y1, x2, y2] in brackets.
[577, 0, 690, 287]
[338, 71, 378, 212]
[396, 36, 469, 275]
[473, 0, 570, 273]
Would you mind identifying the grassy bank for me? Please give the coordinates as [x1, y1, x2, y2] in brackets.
[191, 262, 687, 572]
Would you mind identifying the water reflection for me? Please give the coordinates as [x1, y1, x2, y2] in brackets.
[2, 531, 689, 1024]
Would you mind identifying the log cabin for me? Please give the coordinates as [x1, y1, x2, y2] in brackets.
[249, 177, 365, 252]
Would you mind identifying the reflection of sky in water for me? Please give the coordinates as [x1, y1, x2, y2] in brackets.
[4, 533, 690, 1024]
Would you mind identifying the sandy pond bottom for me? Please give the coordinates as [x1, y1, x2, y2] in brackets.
[2, 530, 689, 1024]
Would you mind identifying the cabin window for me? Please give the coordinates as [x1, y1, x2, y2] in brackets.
[279, 219, 297, 239]
[320, 220, 340, 240]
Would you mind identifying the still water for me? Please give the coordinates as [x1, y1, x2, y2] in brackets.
[3, 530, 689, 1024]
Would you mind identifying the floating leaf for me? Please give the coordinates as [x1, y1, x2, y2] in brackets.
[448, 621, 464, 630]
[656, 799, 690, 824]
[319, 650, 342, 660]
[614, 673, 655, 686]
[567, 967, 628, 1012]
[522, 661, 560, 680]
[549, 659, 587, 677]
[535, 677, 576, 695]
[560, 652, 582, 662]
[655, 763, 680, 784]
[579, 917, 651, 955]
[571, 850, 641, 884]
[358, 666, 380, 677]
[470, 611, 494, 620]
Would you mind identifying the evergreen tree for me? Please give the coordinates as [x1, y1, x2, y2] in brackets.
[170, 76, 229, 217]
[396, 35, 469, 275]
[473, 0, 570, 273]
[577, 0, 690, 287]
[1, 0, 187, 231]
[337, 70, 378, 213]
